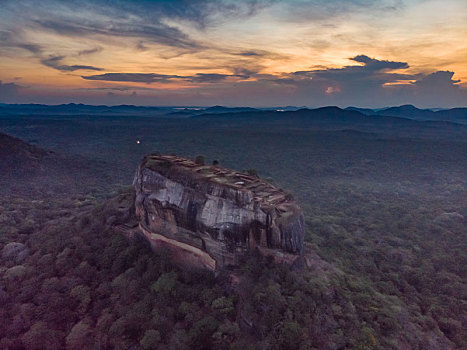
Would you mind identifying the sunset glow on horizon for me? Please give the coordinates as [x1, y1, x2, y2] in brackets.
[1, 0, 466, 107]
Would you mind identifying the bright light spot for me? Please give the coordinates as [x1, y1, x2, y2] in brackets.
[136, 140, 140, 144]
[325, 86, 339, 94]
[382, 80, 415, 87]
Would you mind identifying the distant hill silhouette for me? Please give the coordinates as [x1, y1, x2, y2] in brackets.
[345, 104, 466, 124]
[0, 132, 51, 174]
[0, 103, 262, 118]
[204, 105, 259, 113]
[345, 106, 377, 115]
[194, 106, 467, 140]
[195, 105, 451, 124]
[435, 108, 467, 123]
[0, 103, 170, 117]
[0, 103, 465, 124]
[0, 131, 111, 197]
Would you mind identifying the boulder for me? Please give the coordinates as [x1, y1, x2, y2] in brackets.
[133, 154, 304, 271]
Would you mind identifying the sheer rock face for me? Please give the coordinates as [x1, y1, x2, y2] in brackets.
[133, 154, 304, 271]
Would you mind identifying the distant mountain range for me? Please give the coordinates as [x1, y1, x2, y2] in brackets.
[194, 105, 466, 127]
[0, 103, 171, 117]
[191, 106, 467, 141]
[0, 103, 465, 124]
[346, 104, 467, 124]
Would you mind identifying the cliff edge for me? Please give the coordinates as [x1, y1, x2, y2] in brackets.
[133, 154, 304, 271]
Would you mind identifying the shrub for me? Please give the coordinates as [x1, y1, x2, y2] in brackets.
[246, 168, 258, 177]
[152, 271, 178, 296]
[189, 316, 219, 348]
[66, 321, 93, 350]
[140, 329, 161, 349]
[4, 265, 27, 281]
[194, 155, 205, 165]
[277, 321, 303, 349]
[211, 296, 234, 315]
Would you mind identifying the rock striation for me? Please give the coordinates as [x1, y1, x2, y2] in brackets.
[133, 154, 304, 271]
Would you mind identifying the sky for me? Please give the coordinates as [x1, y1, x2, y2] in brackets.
[0, 0, 466, 107]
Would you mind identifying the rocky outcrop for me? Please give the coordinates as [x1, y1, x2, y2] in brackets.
[133, 154, 304, 271]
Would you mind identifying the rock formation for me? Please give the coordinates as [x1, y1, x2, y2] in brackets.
[133, 154, 304, 271]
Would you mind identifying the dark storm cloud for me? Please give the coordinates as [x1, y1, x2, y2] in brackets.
[41, 56, 103, 72]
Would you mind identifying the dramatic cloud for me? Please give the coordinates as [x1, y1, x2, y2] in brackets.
[408, 71, 466, 106]
[0, 30, 43, 55]
[244, 56, 466, 107]
[57, 55, 467, 107]
[0, 31, 103, 72]
[78, 47, 103, 56]
[350, 55, 409, 70]
[41, 56, 103, 72]
[81, 73, 181, 83]
[414, 70, 460, 88]
[288, 55, 415, 99]
[35, 19, 200, 50]
[145, 0, 275, 28]
[74, 0, 273, 29]
[81, 72, 239, 84]
[1, 0, 273, 52]
[0, 0, 466, 107]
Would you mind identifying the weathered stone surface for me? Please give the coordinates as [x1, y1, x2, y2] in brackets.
[133, 154, 304, 270]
